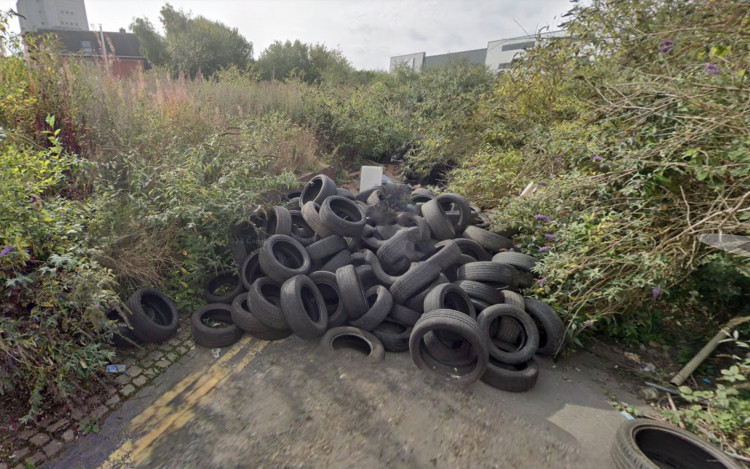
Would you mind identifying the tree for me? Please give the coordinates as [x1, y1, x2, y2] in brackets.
[130, 17, 168, 67]
[255, 40, 354, 84]
[131, 3, 252, 78]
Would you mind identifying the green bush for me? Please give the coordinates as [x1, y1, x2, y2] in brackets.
[446, 0, 749, 345]
[663, 332, 750, 457]
[0, 11, 320, 419]
[0, 120, 117, 420]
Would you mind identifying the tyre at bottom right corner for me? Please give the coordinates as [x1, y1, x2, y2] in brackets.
[480, 357, 539, 393]
[611, 418, 742, 469]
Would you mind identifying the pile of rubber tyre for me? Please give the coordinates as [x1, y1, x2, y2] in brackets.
[192, 174, 565, 392]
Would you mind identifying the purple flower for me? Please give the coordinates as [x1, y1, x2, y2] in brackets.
[539, 246, 550, 252]
[544, 234, 556, 240]
[705, 63, 720, 76]
[0, 247, 13, 257]
[592, 155, 602, 162]
[658, 40, 673, 53]
[537, 278, 547, 286]
[534, 214, 551, 223]
[652, 288, 662, 299]
[508, 247, 514, 252]
[583, 320, 593, 328]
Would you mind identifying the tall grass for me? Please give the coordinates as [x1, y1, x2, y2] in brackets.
[0, 27, 321, 420]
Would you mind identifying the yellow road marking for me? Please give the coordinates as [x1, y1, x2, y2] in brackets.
[100, 336, 269, 468]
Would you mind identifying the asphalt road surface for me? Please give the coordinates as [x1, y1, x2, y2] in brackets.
[47, 335, 639, 468]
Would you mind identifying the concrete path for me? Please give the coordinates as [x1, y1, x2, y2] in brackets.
[46, 335, 641, 469]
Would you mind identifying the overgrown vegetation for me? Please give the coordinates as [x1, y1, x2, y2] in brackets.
[1, 0, 748, 455]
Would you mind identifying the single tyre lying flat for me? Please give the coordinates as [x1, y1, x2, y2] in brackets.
[192, 304, 243, 348]
[320, 326, 385, 362]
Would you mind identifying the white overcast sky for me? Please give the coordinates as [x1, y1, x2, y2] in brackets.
[2, 0, 574, 70]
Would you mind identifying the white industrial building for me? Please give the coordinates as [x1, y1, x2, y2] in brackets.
[16, 0, 89, 32]
[390, 30, 568, 73]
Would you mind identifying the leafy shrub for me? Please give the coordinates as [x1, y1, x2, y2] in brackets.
[446, 0, 750, 345]
[663, 332, 750, 458]
[0, 121, 117, 420]
[0, 11, 320, 419]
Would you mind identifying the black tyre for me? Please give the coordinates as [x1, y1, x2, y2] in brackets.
[289, 210, 316, 246]
[435, 193, 472, 233]
[373, 320, 411, 353]
[395, 213, 431, 241]
[320, 250, 353, 272]
[388, 303, 421, 326]
[287, 197, 301, 211]
[191, 304, 243, 348]
[264, 206, 293, 236]
[320, 326, 385, 362]
[496, 291, 526, 343]
[376, 229, 412, 272]
[306, 235, 346, 261]
[319, 196, 367, 237]
[349, 285, 393, 331]
[410, 188, 435, 205]
[239, 250, 263, 291]
[404, 274, 449, 313]
[355, 186, 380, 203]
[301, 201, 334, 237]
[203, 271, 245, 304]
[258, 234, 312, 284]
[454, 280, 503, 304]
[421, 198, 455, 240]
[362, 250, 399, 287]
[481, 357, 539, 392]
[309, 271, 347, 328]
[424, 240, 461, 270]
[231, 294, 291, 341]
[355, 264, 378, 289]
[336, 187, 356, 200]
[454, 238, 491, 261]
[423, 283, 476, 319]
[280, 275, 328, 340]
[457, 261, 519, 290]
[477, 304, 539, 365]
[410, 309, 490, 384]
[499, 290, 526, 310]
[248, 277, 288, 330]
[390, 261, 441, 304]
[524, 298, 565, 356]
[125, 289, 179, 343]
[300, 174, 337, 204]
[462, 225, 513, 252]
[611, 419, 741, 469]
[336, 264, 369, 319]
[471, 298, 492, 313]
[492, 251, 537, 272]
[285, 188, 303, 201]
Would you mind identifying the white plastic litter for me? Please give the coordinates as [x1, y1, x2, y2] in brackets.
[360, 166, 383, 193]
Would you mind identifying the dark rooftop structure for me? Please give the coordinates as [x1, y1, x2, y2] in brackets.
[28, 28, 147, 77]
[33, 28, 144, 59]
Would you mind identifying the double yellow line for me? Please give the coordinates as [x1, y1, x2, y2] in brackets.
[101, 335, 268, 468]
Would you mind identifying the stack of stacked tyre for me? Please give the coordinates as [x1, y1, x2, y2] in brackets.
[192, 174, 565, 393]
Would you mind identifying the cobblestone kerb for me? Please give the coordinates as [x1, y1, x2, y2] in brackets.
[1, 323, 194, 468]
